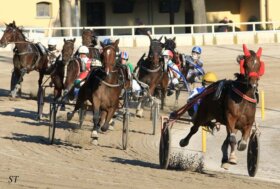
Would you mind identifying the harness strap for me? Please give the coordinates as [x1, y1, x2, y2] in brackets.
[232, 87, 257, 103]
[96, 76, 122, 88]
[141, 64, 161, 73]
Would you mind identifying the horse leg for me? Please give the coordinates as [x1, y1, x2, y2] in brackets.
[66, 88, 85, 121]
[91, 99, 101, 145]
[237, 124, 252, 151]
[221, 132, 230, 169]
[136, 96, 144, 118]
[101, 107, 117, 132]
[10, 69, 25, 98]
[174, 87, 180, 107]
[161, 87, 167, 110]
[179, 123, 200, 147]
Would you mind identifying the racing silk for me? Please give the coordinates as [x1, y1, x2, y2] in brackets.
[184, 55, 204, 83]
[77, 58, 92, 81]
[187, 86, 206, 114]
[167, 61, 180, 85]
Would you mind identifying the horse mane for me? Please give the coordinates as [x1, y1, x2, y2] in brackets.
[7, 22, 27, 41]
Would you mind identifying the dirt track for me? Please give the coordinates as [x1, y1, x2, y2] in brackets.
[0, 44, 280, 189]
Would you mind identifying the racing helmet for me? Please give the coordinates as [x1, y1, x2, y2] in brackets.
[202, 72, 218, 84]
[48, 38, 57, 46]
[162, 49, 173, 58]
[78, 45, 89, 54]
[192, 46, 202, 54]
[120, 51, 129, 60]
[103, 38, 112, 46]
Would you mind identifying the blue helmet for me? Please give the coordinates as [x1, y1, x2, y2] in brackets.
[103, 38, 112, 46]
[192, 46, 202, 54]
[120, 51, 129, 60]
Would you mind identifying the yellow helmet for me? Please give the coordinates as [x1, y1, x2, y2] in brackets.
[202, 72, 218, 84]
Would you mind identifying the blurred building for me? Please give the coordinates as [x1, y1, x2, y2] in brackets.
[0, 0, 278, 31]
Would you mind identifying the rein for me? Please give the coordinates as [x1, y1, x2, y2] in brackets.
[141, 64, 161, 73]
[232, 87, 257, 103]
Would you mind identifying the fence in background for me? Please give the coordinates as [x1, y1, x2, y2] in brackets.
[1, 21, 280, 50]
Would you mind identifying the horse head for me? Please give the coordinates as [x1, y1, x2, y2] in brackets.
[82, 28, 97, 47]
[148, 35, 164, 67]
[240, 44, 265, 88]
[61, 38, 76, 65]
[164, 36, 176, 51]
[0, 21, 26, 47]
[100, 39, 119, 75]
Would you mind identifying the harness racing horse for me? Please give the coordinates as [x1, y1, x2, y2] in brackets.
[67, 39, 131, 145]
[0, 21, 49, 98]
[36, 38, 76, 120]
[74, 28, 100, 60]
[135, 35, 168, 117]
[178, 44, 265, 169]
[163, 36, 186, 106]
[50, 38, 76, 101]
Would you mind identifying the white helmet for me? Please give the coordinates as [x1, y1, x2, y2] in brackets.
[78, 46, 89, 54]
[48, 38, 57, 46]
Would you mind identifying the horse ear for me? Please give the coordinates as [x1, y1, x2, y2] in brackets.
[114, 39, 120, 48]
[5, 22, 8, 27]
[64, 38, 66, 42]
[173, 37, 176, 41]
[164, 36, 167, 41]
[100, 41, 105, 48]
[240, 59, 245, 75]
[73, 38, 76, 43]
[147, 34, 152, 42]
[158, 36, 163, 42]
[243, 44, 251, 57]
[256, 47, 262, 58]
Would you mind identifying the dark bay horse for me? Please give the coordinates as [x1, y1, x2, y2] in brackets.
[0, 21, 48, 98]
[179, 44, 265, 168]
[163, 36, 186, 106]
[135, 35, 168, 117]
[67, 39, 131, 144]
[50, 38, 76, 100]
[74, 28, 100, 60]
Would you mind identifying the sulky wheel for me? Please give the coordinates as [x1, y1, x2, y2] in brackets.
[159, 122, 171, 169]
[37, 86, 45, 120]
[247, 130, 260, 177]
[122, 112, 129, 150]
[49, 103, 57, 145]
[152, 102, 159, 135]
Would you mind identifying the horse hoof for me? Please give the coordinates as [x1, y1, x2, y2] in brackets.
[91, 130, 98, 138]
[228, 158, 237, 165]
[136, 109, 143, 118]
[101, 126, 108, 132]
[108, 125, 114, 131]
[221, 163, 230, 170]
[60, 105, 66, 111]
[67, 112, 73, 121]
[237, 140, 247, 151]
[91, 139, 98, 146]
[179, 139, 188, 147]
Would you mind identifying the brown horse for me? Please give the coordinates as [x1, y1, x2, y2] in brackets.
[50, 38, 76, 100]
[67, 39, 131, 144]
[163, 36, 187, 106]
[135, 35, 168, 117]
[179, 44, 265, 168]
[74, 28, 100, 60]
[0, 21, 49, 98]
[36, 38, 76, 120]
